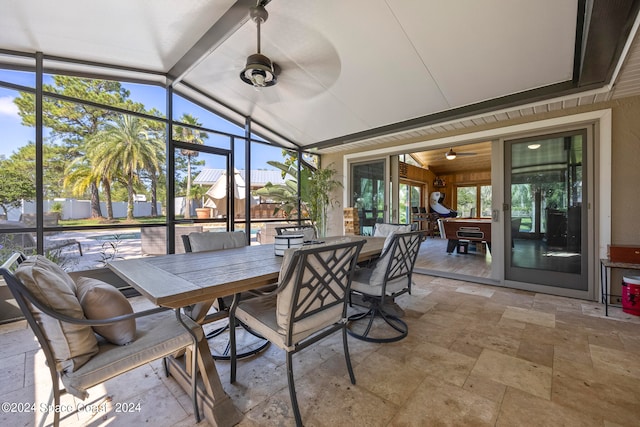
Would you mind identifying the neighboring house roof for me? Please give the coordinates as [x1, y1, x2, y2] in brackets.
[193, 169, 286, 187]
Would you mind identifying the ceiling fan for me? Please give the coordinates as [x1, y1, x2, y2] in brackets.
[445, 148, 477, 160]
[239, 1, 279, 88]
[233, 1, 342, 102]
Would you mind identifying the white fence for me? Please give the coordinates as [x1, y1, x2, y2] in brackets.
[5, 199, 162, 221]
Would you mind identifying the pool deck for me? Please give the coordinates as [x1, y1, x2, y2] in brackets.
[46, 228, 260, 272]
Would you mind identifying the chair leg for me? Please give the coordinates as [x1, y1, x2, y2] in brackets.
[53, 383, 61, 427]
[286, 352, 303, 427]
[348, 308, 377, 338]
[229, 314, 237, 384]
[348, 302, 408, 343]
[208, 321, 269, 361]
[342, 326, 356, 385]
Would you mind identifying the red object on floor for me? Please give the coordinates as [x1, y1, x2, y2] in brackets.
[622, 277, 640, 316]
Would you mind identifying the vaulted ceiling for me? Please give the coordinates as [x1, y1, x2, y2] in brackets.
[1, 0, 639, 153]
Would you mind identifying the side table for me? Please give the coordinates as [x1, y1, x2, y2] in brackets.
[600, 258, 640, 316]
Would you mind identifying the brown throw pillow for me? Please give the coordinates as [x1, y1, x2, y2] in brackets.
[75, 277, 136, 345]
[15, 255, 99, 373]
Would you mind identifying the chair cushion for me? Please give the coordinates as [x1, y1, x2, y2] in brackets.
[187, 231, 246, 252]
[351, 267, 409, 296]
[15, 255, 99, 373]
[352, 233, 412, 295]
[235, 293, 337, 350]
[373, 223, 411, 237]
[75, 277, 136, 346]
[62, 310, 203, 400]
[369, 232, 397, 286]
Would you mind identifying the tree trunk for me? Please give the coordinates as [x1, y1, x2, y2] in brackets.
[150, 173, 158, 217]
[185, 155, 192, 219]
[127, 174, 134, 220]
[89, 182, 102, 218]
[102, 177, 114, 220]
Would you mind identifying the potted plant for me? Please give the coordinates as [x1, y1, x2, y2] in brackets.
[253, 154, 342, 238]
[190, 185, 210, 219]
[307, 164, 342, 238]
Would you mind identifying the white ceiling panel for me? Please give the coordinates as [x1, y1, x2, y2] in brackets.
[1, 0, 638, 150]
[0, 0, 235, 71]
[387, 0, 577, 107]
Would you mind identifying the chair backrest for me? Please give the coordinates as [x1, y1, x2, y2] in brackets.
[373, 222, 413, 237]
[370, 231, 423, 292]
[276, 239, 365, 345]
[182, 231, 247, 253]
[275, 225, 316, 241]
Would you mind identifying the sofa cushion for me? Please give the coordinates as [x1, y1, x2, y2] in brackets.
[76, 277, 136, 346]
[15, 255, 98, 373]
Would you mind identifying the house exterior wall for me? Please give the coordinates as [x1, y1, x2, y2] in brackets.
[322, 95, 640, 247]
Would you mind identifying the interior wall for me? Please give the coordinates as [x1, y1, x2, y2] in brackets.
[322, 95, 640, 244]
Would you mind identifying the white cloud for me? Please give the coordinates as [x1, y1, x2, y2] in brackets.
[0, 96, 19, 118]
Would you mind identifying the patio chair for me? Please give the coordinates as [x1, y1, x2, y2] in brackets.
[181, 231, 270, 360]
[275, 224, 317, 242]
[0, 253, 203, 426]
[348, 230, 423, 343]
[229, 239, 365, 426]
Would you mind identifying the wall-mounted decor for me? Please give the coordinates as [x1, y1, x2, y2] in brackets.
[433, 177, 446, 188]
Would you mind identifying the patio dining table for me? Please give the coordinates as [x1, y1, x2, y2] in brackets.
[107, 235, 385, 426]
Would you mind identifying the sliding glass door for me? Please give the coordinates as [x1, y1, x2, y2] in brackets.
[505, 130, 588, 291]
[351, 160, 386, 235]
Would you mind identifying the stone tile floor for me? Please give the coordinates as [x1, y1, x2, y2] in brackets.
[1, 274, 639, 426]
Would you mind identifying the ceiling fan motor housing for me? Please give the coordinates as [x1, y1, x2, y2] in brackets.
[240, 53, 277, 87]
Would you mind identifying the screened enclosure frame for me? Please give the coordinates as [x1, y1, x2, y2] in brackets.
[0, 48, 314, 260]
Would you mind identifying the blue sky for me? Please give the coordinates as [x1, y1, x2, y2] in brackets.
[0, 71, 285, 170]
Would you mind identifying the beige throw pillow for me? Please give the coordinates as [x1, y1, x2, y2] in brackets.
[15, 255, 99, 373]
[76, 277, 136, 345]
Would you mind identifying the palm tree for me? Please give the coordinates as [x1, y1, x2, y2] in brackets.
[63, 157, 107, 217]
[139, 124, 166, 217]
[91, 113, 163, 220]
[83, 138, 121, 220]
[174, 113, 207, 219]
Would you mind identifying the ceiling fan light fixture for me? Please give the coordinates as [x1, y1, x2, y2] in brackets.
[445, 148, 457, 160]
[240, 53, 277, 88]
